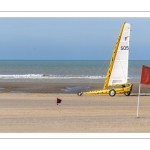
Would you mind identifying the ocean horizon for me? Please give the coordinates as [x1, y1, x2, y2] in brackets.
[0, 60, 149, 81]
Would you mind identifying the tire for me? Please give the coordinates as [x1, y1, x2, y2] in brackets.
[124, 91, 131, 96]
[109, 89, 116, 97]
[77, 92, 83, 96]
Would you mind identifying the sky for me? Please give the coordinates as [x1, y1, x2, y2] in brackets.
[0, 17, 150, 60]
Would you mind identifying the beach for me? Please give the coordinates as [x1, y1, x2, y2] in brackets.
[0, 80, 150, 133]
[0, 79, 146, 94]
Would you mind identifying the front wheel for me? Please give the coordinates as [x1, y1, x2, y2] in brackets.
[109, 89, 116, 97]
[77, 92, 83, 96]
[124, 91, 131, 96]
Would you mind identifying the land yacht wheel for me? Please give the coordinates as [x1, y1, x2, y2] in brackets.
[77, 92, 83, 96]
[109, 89, 116, 97]
[124, 91, 131, 96]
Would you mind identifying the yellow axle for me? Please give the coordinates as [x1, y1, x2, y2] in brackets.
[77, 82, 133, 97]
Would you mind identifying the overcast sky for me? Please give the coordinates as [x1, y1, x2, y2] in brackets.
[0, 17, 149, 60]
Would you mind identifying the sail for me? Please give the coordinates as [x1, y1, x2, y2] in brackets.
[108, 23, 131, 85]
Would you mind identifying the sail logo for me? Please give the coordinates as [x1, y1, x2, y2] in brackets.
[121, 46, 129, 50]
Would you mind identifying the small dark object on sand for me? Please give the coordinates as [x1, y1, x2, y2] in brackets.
[56, 98, 62, 105]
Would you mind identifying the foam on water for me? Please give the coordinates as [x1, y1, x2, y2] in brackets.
[0, 74, 105, 80]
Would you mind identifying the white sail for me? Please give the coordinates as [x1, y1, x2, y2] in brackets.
[108, 23, 131, 85]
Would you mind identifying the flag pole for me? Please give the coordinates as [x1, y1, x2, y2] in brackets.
[137, 84, 141, 118]
[137, 65, 143, 118]
[137, 65, 150, 118]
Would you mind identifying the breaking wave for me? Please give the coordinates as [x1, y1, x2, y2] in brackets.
[0, 74, 106, 80]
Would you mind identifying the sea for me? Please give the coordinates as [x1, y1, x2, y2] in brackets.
[0, 60, 148, 83]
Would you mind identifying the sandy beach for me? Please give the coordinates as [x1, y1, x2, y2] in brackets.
[0, 80, 150, 133]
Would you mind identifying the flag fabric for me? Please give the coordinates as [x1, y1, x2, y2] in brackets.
[56, 98, 62, 105]
[137, 65, 150, 118]
[140, 65, 150, 85]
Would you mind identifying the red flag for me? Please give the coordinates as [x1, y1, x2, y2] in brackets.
[140, 65, 150, 85]
[56, 98, 62, 105]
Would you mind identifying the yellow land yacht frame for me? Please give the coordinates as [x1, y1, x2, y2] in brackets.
[77, 22, 133, 97]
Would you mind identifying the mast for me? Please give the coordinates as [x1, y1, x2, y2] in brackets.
[77, 21, 133, 97]
[103, 21, 126, 89]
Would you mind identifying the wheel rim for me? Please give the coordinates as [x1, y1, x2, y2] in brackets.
[110, 91, 115, 95]
[124, 91, 130, 96]
[109, 89, 116, 96]
[77, 92, 83, 96]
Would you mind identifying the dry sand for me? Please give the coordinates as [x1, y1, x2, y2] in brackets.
[0, 81, 150, 133]
[0, 93, 150, 133]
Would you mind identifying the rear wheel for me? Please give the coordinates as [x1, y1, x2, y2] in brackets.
[124, 91, 131, 96]
[109, 89, 116, 97]
[77, 92, 83, 96]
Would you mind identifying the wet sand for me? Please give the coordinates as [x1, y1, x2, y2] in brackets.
[0, 80, 147, 94]
[0, 80, 150, 132]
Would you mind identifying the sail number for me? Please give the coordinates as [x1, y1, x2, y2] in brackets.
[121, 46, 129, 50]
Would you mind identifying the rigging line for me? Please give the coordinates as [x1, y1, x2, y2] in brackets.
[85, 59, 108, 91]
[84, 45, 116, 91]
